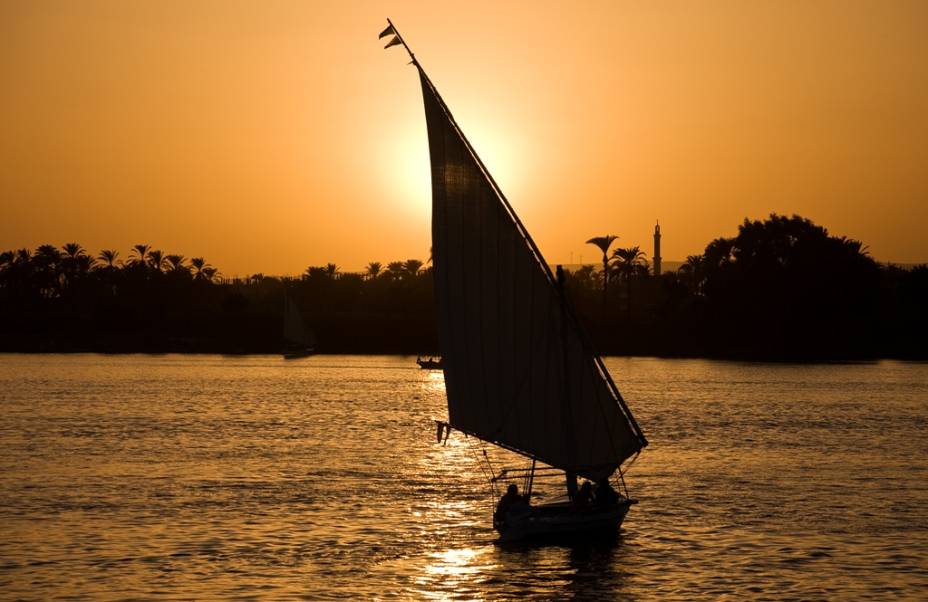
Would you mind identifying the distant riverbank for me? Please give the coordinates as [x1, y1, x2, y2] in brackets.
[2, 338, 924, 362]
[3, 215, 926, 361]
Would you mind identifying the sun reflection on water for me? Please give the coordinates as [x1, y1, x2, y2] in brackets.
[415, 546, 498, 601]
[421, 370, 447, 393]
[425, 547, 483, 576]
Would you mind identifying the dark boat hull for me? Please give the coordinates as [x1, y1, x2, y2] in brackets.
[495, 498, 635, 542]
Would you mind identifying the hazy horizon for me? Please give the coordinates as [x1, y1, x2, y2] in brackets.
[3, 1, 927, 275]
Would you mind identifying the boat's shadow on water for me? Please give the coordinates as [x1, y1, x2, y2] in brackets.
[493, 532, 631, 599]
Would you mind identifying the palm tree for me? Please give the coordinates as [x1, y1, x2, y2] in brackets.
[75, 254, 97, 275]
[366, 261, 382, 280]
[61, 242, 86, 260]
[57, 242, 91, 289]
[13, 247, 34, 290]
[838, 236, 868, 256]
[32, 245, 62, 297]
[14, 248, 33, 271]
[129, 244, 151, 267]
[325, 263, 339, 280]
[6, 249, 34, 294]
[61, 243, 94, 281]
[165, 254, 187, 274]
[403, 259, 423, 278]
[571, 264, 597, 288]
[148, 250, 166, 273]
[385, 261, 405, 281]
[611, 246, 647, 322]
[678, 254, 703, 293]
[34, 244, 62, 267]
[97, 249, 120, 269]
[201, 267, 218, 283]
[683, 254, 702, 270]
[586, 234, 618, 317]
[304, 266, 327, 280]
[190, 257, 214, 281]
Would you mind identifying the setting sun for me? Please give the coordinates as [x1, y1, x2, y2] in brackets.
[3, 1, 926, 275]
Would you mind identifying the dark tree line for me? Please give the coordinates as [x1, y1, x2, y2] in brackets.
[571, 215, 926, 359]
[1, 215, 925, 359]
[0, 245, 436, 353]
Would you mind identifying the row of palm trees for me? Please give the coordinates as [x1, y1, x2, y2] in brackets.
[4, 235, 660, 298]
[307, 238, 652, 319]
[119, 244, 218, 281]
[0, 243, 219, 293]
[1, 237, 720, 302]
[301, 259, 428, 282]
[586, 235, 651, 320]
[363, 259, 426, 281]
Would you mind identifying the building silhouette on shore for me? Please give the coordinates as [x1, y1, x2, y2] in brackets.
[653, 221, 662, 276]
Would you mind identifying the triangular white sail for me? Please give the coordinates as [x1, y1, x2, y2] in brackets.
[418, 68, 646, 481]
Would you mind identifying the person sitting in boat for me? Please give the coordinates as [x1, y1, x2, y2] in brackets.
[565, 471, 579, 501]
[494, 483, 529, 524]
[573, 480, 594, 508]
[594, 479, 619, 506]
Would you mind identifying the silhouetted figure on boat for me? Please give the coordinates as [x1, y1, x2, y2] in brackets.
[573, 481, 594, 508]
[494, 483, 530, 525]
[594, 480, 619, 506]
[565, 471, 579, 501]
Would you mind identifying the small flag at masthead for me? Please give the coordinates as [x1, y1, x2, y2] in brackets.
[378, 24, 395, 39]
[379, 19, 415, 63]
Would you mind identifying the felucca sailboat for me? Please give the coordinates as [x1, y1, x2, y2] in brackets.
[282, 295, 315, 359]
[382, 21, 648, 540]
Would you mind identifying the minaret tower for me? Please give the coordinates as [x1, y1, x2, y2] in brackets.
[653, 221, 662, 276]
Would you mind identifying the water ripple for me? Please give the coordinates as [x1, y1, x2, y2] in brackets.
[0, 354, 926, 599]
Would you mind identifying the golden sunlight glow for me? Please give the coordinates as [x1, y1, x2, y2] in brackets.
[379, 130, 431, 223]
[2, 1, 926, 273]
[425, 548, 482, 576]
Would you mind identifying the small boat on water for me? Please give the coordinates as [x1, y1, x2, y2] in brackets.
[494, 494, 637, 542]
[416, 356, 443, 370]
[282, 295, 316, 359]
[383, 21, 648, 542]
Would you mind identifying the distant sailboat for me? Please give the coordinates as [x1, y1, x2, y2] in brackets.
[416, 356, 443, 370]
[382, 22, 648, 540]
[282, 295, 315, 359]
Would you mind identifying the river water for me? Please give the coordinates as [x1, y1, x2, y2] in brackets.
[0, 354, 926, 600]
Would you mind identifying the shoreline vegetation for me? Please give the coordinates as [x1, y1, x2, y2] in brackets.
[2, 215, 925, 360]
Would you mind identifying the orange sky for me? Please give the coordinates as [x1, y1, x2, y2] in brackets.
[2, 1, 926, 276]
